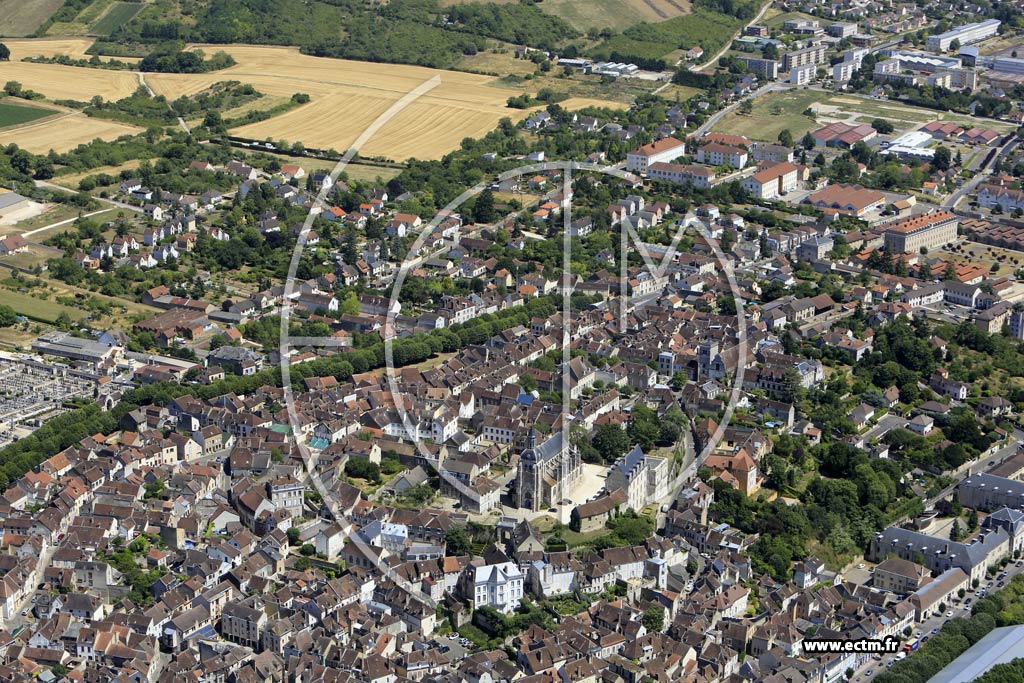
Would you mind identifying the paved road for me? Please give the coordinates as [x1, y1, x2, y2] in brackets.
[20, 207, 117, 238]
[856, 560, 1024, 681]
[33, 179, 144, 215]
[691, 82, 788, 138]
[691, 0, 773, 72]
[944, 135, 1021, 210]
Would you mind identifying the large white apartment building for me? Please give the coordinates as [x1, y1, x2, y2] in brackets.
[626, 137, 686, 173]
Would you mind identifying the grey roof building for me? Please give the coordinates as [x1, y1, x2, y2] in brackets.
[958, 473, 1024, 512]
[868, 524, 1010, 584]
[32, 331, 121, 367]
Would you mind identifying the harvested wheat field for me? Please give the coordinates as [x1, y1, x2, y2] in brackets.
[0, 61, 138, 101]
[0, 112, 141, 152]
[2, 40, 624, 159]
[2, 37, 98, 59]
[145, 45, 539, 160]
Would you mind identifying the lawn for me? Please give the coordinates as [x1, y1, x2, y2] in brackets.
[761, 9, 820, 29]
[90, 1, 144, 36]
[0, 102, 56, 128]
[657, 84, 703, 103]
[0, 287, 82, 324]
[713, 88, 830, 142]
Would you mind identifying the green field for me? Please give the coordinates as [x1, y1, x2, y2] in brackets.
[0, 103, 57, 128]
[0, 287, 82, 324]
[594, 8, 746, 60]
[0, 0, 63, 36]
[761, 9, 820, 29]
[714, 89, 831, 141]
[90, 1, 143, 36]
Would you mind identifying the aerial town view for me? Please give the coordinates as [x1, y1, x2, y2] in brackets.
[2, 0, 1024, 680]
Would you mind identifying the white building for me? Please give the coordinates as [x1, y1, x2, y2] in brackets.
[605, 445, 671, 512]
[470, 562, 525, 614]
[927, 19, 1000, 52]
[626, 137, 686, 173]
[742, 162, 799, 200]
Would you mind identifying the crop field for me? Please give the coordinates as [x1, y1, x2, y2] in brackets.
[90, 1, 144, 36]
[3, 37, 97, 59]
[2, 40, 625, 159]
[438, 0, 690, 30]
[0, 111, 141, 152]
[0, 0, 63, 37]
[0, 102, 57, 128]
[0, 61, 138, 101]
[142, 44, 609, 160]
[540, 0, 691, 31]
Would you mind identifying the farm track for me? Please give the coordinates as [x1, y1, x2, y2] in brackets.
[639, 0, 670, 20]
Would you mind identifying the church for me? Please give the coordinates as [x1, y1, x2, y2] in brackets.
[514, 430, 582, 511]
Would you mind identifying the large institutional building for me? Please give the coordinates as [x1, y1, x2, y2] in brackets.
[514, 431, 582, 511]
[882, 210, 959, 254]
[626, 137, 686, 173]
[926, 19, 1000, 51]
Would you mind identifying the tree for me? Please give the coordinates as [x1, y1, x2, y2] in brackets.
[933, 145, 952, 171]
[474, 188, 498, 224]
[950, 38, 960, 53]
[778, 129, 794, 147]
[0, 305, 15, 328]
[739, 99, 753, 116]
[871, 118, 894, 134]
[445, 527, 472, 556]
[341, 291, 360, 315]
[592, 423, 630, 462]
[641, 605, 665, 632]
[968, 508, 979, 531]
[779, 368, 806, 403]
[943, 261, 958, 281]
[802, 132, 816, 150]
[345, 458, 380, 483]
[0, 44, 9, 62]
[950, 518, 963, 541]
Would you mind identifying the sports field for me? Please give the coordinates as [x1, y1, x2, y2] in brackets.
[0, 102, 57, 128]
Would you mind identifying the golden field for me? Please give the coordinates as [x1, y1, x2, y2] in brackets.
[1, 41, 626, 160]
[141, 44, 533, 160]
[0, 44, 139, 102]
[0, 111, 141, 152]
